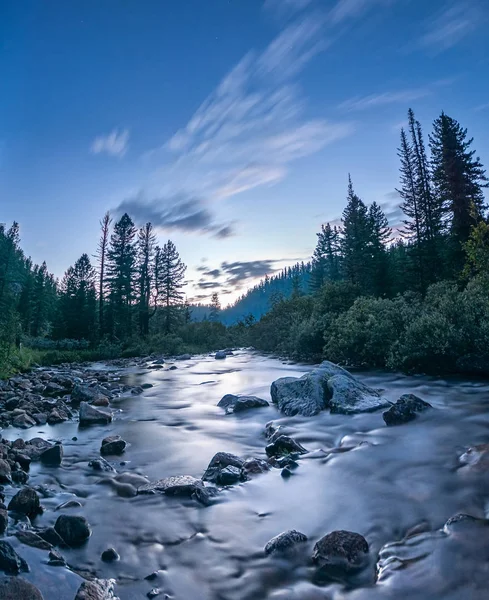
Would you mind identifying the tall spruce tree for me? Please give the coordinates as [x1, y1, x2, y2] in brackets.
[209, 292, 221, 322]
[341, 175, 370, 292]
[136, 222, 156, 337]
[311, 223, 341, 291]
[430, 111, 488, 272]
[368, 202, 391, 296]
[96, 212, 112, 337]
[106, 213, 137, 339]
[55, 254, 97, 340]
[154, 240, 186, 333]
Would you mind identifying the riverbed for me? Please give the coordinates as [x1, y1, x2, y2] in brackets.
[3, 350, 489, 599]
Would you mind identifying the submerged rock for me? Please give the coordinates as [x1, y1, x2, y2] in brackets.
[265, 435, 307, 458]
[138, 475, 216, 505]
[312, 530, 369, 572]
[8, 487, 41, 519]
[0, 541, 29, 574]
[242, 457, 270, 477]
[79, 402, 112, 426]
[202, 452, 244, 484]
[101, 548, 120, 562]
[39, 443, 63, 466]
[265, 530, 308, 555]
[100, 436, 126, 456]
[74, 578, 119, 600]
[88, 458, 116, 472]
[271, 361, 388, 416]
[383, 394, 432, 426]
[0, 577, 43, 599]
[218, 394, 269, 413]
[54, 515, 91, 546]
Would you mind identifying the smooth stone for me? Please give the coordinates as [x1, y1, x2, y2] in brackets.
[39, 444, 63, 466]
[7, 487, 41, 519]
[0, 509, 7, 535]
[0, 460, 12, 484]
[138, 475, 215, 505]
[12, 414, 36, 429]
[383, 394, 432, 426]
[88, 458, 116, 472]
[265, 530, 308, 555]
[215, 351, 227, 360]
[312, 530, 369, 572]
[79, 402, 112, 426]
[101, 548, 120, 562]
[54, 514, 91, 546]
[100, 436, 126, 456]
[0, 541, 29, 574]
[48, 549, 66, 566]
[15, 531, 52, 551]
[265, 435, 307, 458]
[202, 452, 244, 483]
[0, 577, 44, 599]
[217, 394, 269, 413]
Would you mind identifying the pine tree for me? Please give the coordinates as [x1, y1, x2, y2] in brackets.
[430, 111, 488, 272]
[96, 212, 112, 336]
[368, 202, 391, 296]
[106, 213, 137, 339]
[154, 240, 186, 333]
[209, 292, 221, 321]
[397, 126, 426, 290]
[136, 222, 155, 337]
[341, 175, 370, 292]
[31, 262, 56, 337]
[55, 254, 97, 340]
[311, 223, 341, 291]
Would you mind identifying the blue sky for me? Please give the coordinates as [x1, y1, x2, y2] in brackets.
[1, 0, 488, 304]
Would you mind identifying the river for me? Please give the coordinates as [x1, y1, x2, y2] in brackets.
[4, 350, 489, 599]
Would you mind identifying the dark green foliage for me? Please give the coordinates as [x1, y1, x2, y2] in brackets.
[310, 223, 341, 291]
[53, 254, 97, 341]
[106, 213, 137, 339]
[136, 222, 156, 336]
[430, 111, 488, 272]
[209, 292, 221, 322]
[154, 240, 187, 333]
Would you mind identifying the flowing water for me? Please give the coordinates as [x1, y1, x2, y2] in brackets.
[4, 351, 489, 600]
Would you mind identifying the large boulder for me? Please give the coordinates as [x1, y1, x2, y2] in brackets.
[79, 402, 112, 426]
[54, 515, 91, 546]
[265, 530, 308, 555]
[383, 394, 432, 426]
[40, 443, 63, 466]
[0, 459, 12, 484]
[71, 384, 106, 405]
[217, 394, 269, 413]
[265, 435, 307, 458]
[271, 361, 388, 416]
[0, 577, 44, 599]
[312, 530, 369, 573]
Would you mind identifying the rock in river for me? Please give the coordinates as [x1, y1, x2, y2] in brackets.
[202, 452, 244, 484]
[138, 475, 216, 505]
[39, 443, 63, 466]
[74, 578, 119, 600]
[79, 402, 112, 426]
[0, 577, 44, 599]
[270, 361, 389, 417]
[217, 394, 269, 413]
[100, 435, 126, 456]
[265, 435, 307, 458]
[312, 530, 369, 572]
[0, 541, 29, 574]
[0, 459, 12, 484]
[54, 514, 91, 546]
[7, 487, 42, 519]
[383, 393, 432, 426]
[265, 530, 308, 555]
[215, 351, 227, 360]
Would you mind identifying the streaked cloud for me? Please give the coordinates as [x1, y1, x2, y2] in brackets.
[339, 88, 432, 112]
[91, 128, 129, 157]
[329, 0, 394, 25]
[114, 193, 235, 239]
[418, 1, 481, 53]
[147, 12, 354, 204]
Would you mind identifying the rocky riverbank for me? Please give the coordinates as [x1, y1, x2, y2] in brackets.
[0, 352, 488, 599]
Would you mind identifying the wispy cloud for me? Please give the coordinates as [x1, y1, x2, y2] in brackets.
[263, 0, 313, 21]
[91, 128, 129, 157]
[114, 193, 235, 239]
[146, 12, 354, 204]
[418, 1, 481, 53]
[339, 88, 432, 112]
[475, 102, 489, 112]
[329, 0, 394, 25]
